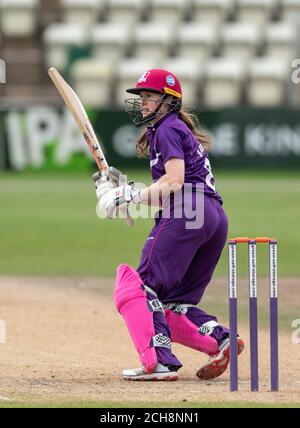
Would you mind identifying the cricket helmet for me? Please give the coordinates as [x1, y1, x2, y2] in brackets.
[125, 68, 182, 127]
[126, 68, 182, 99]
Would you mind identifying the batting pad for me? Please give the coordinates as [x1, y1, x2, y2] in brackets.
[165, 309, 218, 355]
[114, 264, 158, 373]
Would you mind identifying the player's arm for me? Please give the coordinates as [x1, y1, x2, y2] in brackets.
[139, 158, 185, 206]
[95, 158, 185, 218]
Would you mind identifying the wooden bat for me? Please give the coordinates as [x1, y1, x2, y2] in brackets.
[48, 67, 134, 227]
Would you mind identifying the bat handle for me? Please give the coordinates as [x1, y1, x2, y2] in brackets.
[93, 171, 134, 227]
[123, 208, 134, 227]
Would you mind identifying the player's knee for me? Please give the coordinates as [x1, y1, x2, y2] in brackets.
[114, 263, 145, 312]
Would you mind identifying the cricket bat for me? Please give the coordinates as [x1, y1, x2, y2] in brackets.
[48, 67, 134, 227]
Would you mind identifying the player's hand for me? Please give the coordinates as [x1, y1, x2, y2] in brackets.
[95, 178, 115, 200]
[97, 183, 141, 219]
[93, 167, 126, 187]
[92, 167, 127, 200]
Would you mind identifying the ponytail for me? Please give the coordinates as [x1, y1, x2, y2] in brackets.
[177, 109, 212, 153]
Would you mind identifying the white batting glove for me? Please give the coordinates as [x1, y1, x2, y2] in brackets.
[93, 166, 126, 201]
[97, 183, 141, 219]
[96, 179, 115, 200]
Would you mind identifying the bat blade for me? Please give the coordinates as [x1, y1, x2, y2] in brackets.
[48, 67, 107, 173]
[48, 67, 134, 227]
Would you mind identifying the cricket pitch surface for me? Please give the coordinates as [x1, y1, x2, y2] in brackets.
[0, 277, 299, 407]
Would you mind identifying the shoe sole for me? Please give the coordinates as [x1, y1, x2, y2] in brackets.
[196, 338, 245, 381]
[123, 374, 178, 381]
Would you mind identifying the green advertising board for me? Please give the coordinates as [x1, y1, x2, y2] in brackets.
[1, 106, 300, 170]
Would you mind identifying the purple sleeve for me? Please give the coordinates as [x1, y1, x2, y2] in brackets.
[157, 126, 185, 164]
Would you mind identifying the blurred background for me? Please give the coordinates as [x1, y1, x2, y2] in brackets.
[1, 0, 300, 169]
[0, 0, 300, 277]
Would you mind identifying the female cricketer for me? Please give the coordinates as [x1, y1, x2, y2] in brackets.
[95, 69, 244, 381]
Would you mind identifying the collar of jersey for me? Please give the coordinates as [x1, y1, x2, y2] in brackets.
[146, 112, 178, 133]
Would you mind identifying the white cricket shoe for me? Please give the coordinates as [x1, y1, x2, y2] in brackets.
[196, 337, 245, 381]
[122, 363, 179, 381]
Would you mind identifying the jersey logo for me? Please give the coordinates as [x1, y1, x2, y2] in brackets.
[150, 152, 161, 167]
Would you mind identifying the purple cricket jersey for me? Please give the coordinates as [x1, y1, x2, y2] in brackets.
[147, 112, 223, 205]
[135, 112, 230, 367]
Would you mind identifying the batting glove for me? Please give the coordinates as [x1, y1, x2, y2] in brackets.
[98, 182, 141, 219]
[93, 166, 127, 201]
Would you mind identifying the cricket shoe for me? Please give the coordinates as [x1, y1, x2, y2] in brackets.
[122, 363, 179, 381]
[196, 337, 245, 381]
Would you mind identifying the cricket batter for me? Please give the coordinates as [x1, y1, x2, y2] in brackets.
[95, 69, 244, 381]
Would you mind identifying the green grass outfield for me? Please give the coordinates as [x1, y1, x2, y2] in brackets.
[0, 169, 299, 277]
